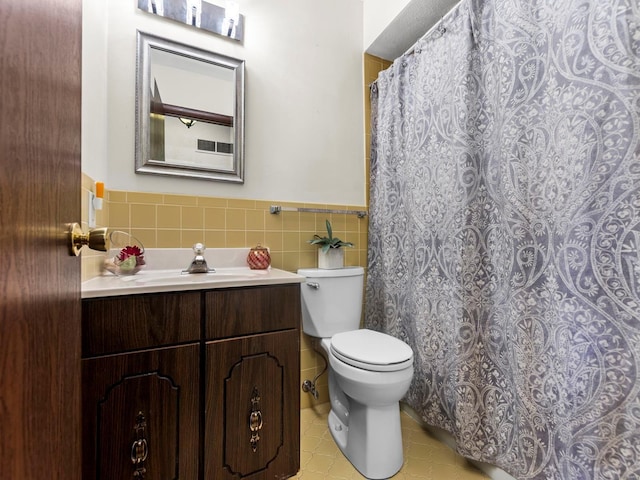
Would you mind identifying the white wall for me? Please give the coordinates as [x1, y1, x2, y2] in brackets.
[82, 0, 365, 205]
[82, 0, 109, 184]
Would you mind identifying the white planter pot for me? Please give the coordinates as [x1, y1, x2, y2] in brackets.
[318, 248, 344, 269]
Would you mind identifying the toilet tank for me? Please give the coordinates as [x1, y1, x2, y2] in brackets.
[297, 267, 364, 338]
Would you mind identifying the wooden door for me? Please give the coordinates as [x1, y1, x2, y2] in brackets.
[0, 1, 82, 479]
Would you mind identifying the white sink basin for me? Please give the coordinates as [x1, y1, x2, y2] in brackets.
[123, 268, 270, 286]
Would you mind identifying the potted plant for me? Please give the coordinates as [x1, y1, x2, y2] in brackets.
[308, 219, 354, 269]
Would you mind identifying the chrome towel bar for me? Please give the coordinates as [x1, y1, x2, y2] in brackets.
[269, 205, 367, 218]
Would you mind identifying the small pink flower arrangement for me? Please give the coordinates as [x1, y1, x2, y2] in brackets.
[104, 243, 146, 275]
[116, 245, 146, 267]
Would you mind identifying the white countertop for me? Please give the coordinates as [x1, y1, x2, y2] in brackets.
[82, 248, 305, 299]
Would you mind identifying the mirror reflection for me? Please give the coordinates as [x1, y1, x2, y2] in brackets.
[135, 31, 245, 183]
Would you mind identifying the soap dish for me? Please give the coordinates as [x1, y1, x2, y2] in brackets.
[103, 231, 146, 276]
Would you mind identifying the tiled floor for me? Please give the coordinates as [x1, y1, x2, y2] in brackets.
[295, 406, 490, 479]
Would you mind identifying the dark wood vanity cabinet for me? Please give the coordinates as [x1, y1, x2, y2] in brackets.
[82, 284, 300, 480]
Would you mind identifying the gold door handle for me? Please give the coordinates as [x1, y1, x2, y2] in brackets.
[67, 222, 108, 256]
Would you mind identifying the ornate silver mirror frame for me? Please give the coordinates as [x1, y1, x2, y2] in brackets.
[135, 31, 245, 183]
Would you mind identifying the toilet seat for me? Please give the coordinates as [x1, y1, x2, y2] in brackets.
[330, 329, 413, 372]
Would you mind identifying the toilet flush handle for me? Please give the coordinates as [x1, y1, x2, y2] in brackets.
[306, 282, 320, 289]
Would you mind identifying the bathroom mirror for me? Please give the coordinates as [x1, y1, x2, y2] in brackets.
[135, 31, 245, 183]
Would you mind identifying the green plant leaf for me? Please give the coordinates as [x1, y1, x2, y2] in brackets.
[307, 219, 354, 250]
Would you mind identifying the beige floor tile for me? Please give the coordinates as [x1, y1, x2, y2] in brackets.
[300, 450, 314, 468]
[297, 408, 489, 479]
[431, 462, 490, 479]
[328, 456, 364, 479]
[305, 454, 338, 474]
[314, 437, 343, 456]
[405, 440, 433, 459]
[303, 423, 332, 439]
[298, 471, 334, 480]
[402, 454, 433, 475]
[302, 435, 327, 453]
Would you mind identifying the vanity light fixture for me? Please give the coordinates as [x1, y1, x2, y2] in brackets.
[222, 1, 240, 37]
[179, 117, 196, 128]
[138, 0, 244, 42]
[146, 0, 163, 15]
[187, 0, 201, 27]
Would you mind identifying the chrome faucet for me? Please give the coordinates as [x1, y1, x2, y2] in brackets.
[182, 243, 215, 274]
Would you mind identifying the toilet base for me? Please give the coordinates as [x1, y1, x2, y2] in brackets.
[328, 401, 404, 479]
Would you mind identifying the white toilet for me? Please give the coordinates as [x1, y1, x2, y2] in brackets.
[297, 266, 414, 479]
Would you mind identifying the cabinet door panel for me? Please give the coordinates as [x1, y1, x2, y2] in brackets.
[206, 331, 300, 479]
[82, 344, 199, 480]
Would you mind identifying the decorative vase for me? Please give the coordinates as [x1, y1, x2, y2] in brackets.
[247, 244, 271, 270]
[318, 248, 344, 269]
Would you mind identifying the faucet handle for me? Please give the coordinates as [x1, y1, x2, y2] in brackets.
[193, 243, 205, 255]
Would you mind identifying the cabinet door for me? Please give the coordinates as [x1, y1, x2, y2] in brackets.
[82, 344, 200, 480]
[205, 330, 300, 479]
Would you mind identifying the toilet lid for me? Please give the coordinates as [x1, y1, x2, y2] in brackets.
[330, 329, 413, 372]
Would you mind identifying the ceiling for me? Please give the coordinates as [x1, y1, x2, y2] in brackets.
[366, 0, 461, 60]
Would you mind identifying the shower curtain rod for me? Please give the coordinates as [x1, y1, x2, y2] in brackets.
[402, 0, 464, 57]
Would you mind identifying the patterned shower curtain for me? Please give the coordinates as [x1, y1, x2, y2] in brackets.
[366, 1, 640, 479]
